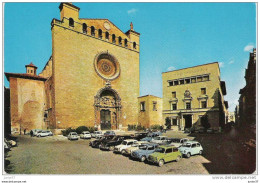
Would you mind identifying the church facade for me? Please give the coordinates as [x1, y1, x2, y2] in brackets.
[5, 3, 140, 134]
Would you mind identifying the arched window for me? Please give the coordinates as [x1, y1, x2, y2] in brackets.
[124, 39, 128, 47]
[69, 18, 74, 27]
[82, 23, 87, 33]
[133, 42, 137, 49]
[118, 36, 122, 46]
[91, 26, 95, 36]
[105, 32, 109, 40]
[112, 34, 116, 43]
[98, 29, 102, 39]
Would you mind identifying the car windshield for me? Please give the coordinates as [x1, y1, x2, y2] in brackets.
[182, 143, 191, 147]
[97, 132, 101, 134]
[71, 132, 77, 135]
[155, 148, 165, 153]
[139, 145, 148, 150]
[122, 141, 127, 145]
[171, 139, 181, 143]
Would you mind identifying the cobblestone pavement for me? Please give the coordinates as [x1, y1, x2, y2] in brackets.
[5, 129, 255, 174]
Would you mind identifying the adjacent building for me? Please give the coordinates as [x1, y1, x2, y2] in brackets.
[138, 95, 163, 128]
[237, 48, 256, 129]
[5, 3, 140, 134]
[162, 62, 228, 131]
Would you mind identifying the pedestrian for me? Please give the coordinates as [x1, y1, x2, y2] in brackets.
[30, 130, 33, 137]
[24, 129, 26, 135]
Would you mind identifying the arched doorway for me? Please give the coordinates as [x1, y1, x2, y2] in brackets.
[94, 86, 121, 130]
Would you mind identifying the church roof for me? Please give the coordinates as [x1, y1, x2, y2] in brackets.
[5, 72, 47, 81]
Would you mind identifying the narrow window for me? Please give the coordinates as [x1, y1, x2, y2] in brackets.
[201, 88, 206, 95]
[91, 26, 95, 36]
[124, 39, 128, 47]
[201, 101, 207, 108]
[186, 102, 191, 109]
[112, 34, 116, 43]
[174, 80, 179, 85]
[185, 78, 191, 84]
[168, 81, 173, 86]
[105, 32, 109, 40]
[172, 92, 176, 98]
[172, 103, 177, 110]
[69, 18, 74, 27]
[31, 70, 33, 73]
[191, 77, 196, 83]
[82, 23, 87, 33]
[118, 36, 122, 46]
[98, 29, 102, 39]
[133, 42, 137, 49]
[153, 102, 157, 111]
[203, 75, 209, 81]
[140, 102, 145, 111]
[172, 119, 177, 125]
[197, 76, 202, 82]
[179, 79, 184, 85]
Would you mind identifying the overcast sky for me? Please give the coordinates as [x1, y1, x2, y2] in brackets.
[4, 3, 256, 112]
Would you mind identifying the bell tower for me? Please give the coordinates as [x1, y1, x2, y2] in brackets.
[25, 62, 37, 75]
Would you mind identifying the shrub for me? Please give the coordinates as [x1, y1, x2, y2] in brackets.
[136, 125, 145, 131]
[76, 126, 89, 134]
[88, 126, 97, 133]
[61, 127, 76, 136]
[128, 125, 136, 131]
[150, 125, 162, 130]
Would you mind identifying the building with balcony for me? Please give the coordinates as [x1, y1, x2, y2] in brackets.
[162, 62, 228, 131]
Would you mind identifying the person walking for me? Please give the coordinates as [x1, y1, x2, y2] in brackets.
[30, 130, 33, 137]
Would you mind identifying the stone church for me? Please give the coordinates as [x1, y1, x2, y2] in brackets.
[5, 3, 141, 134]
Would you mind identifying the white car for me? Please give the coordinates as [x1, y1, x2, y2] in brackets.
[178, 141, 203, 158]
[150, 136, 168, 144]
[124, 141, 148, 155]
[113, 139, 138, 154]
[68, 132, 79, 140]
[169, 138, 189, 147]
[91, 131, 103, 138]
[80, 131, 91, 139]
[37, 130, 52, 137]
[32, 129, 42, 136]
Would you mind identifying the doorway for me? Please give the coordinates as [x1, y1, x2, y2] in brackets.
[183, 115, 192, 129]
[100, 109, 111, 130]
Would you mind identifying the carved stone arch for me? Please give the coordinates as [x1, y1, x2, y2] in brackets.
[95, 86, 121, 102]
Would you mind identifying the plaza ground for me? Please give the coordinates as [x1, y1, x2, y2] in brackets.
[4, 128, 256, 174]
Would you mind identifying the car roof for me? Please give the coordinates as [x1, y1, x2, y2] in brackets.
[158, 145, 177, 149]
[123, 139, 137, 142]
[156, 136, 167, 138]
[184, 140, 199, 144]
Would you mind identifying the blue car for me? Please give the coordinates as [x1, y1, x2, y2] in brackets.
[130, 143, 158, 162]
[140, 132, 160, 142]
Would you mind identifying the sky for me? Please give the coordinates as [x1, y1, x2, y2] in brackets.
[4, 3, 256, 112]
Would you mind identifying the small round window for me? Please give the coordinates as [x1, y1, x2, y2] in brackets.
[94, 53, 120, 80]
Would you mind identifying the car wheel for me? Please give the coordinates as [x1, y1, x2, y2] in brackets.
[176, 155, 181, 162]
[140, 156, 146, 162]
[199, 150, 203, 155]
[121, 150, 126, 154]
[186, 153, 191, 158]
[158, 159, 164, 167]
[109, 146, 114, 151]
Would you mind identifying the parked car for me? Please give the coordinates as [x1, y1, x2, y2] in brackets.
[113, 139, 138, 154]
[124, 141, 148, 155]
[147, 145, 182, 167]
[130, 143, 158, 162]
[89, 135, 114, 148]
[168, 138, 189, 147]
[99, 135, 132, 151]
[131, 132, 148, 141]
[37, 130, 53, 137]
[80, 131, 91, 139]
[32, 129, 42, 136]
[150, 136, 168, 144]
[104, 131, 116, 136]
[67, 132, 79, 140]
[178, 141, 203, 158]
[91, 131, 103, 138]
[141, 132, 160, 142]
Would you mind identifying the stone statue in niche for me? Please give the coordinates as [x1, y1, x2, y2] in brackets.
[184, 90, 191, 98]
